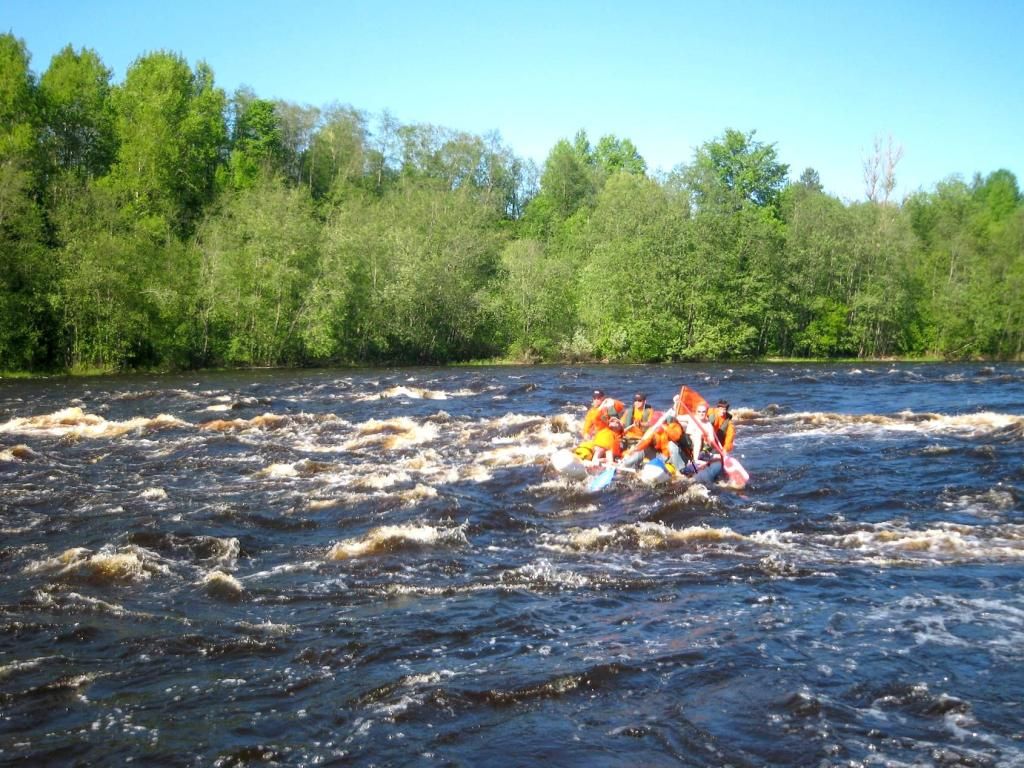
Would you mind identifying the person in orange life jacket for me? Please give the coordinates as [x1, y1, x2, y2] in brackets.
[573, 417, 625, 465]
[707, 399, 735, 452]
[622, 391, 656, 444]
[621, 409, 688, 470]
[581, 389, 625, 439]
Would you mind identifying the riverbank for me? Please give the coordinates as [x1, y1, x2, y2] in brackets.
[5, 353, 1016, 381]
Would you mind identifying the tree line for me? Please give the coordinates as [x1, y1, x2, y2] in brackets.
[1, 34, 1021, 373]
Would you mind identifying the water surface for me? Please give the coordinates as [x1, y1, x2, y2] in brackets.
[1, 363, 1022, 766]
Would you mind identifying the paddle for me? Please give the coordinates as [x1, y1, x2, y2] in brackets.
[628, 408, 671, 457]
[678, 386, 749, 488]
[587, 464, 617, 491]
[586, 458, 647, 490]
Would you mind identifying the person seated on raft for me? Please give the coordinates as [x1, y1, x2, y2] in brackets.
[707, 399, 735, 452]
[581, 389, 625, 439]
[573, 417, 626, 466]
[678, 401, 718, 467]
[620, 408, 696, 473]
[621, 391, 657, 446]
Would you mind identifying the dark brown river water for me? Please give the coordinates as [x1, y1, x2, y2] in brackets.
[1, 363, 1023, 766]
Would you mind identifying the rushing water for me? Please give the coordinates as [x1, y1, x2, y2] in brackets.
[1, 363, 1023, 767]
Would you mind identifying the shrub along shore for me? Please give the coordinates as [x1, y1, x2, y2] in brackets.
[2, 34, 1021, 375]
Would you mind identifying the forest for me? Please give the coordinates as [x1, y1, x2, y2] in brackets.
[1, 33, 1022, 373]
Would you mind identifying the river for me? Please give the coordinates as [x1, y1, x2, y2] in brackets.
[1, 363, 1022, 766]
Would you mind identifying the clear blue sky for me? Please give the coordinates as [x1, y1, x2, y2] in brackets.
[6, 0, 1023, 202]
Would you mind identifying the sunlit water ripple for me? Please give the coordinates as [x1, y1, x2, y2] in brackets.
[1, 363, 1022, 766]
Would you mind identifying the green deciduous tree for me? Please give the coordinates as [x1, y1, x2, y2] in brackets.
[274, 100, 320, 188]
[194, 177, 321, 365]
[845, 202, 920, 357]
[904, 173, 1024, 358]
[575, 172, 692, 360]
[593, 134, 646, 177]
[391, 123, 527, 217]
[306, 103, 367, 200]
[681, 128, 789, 213]
[108, 51, 226, 233]
[0, 33, 55, 370]
[327, 181, 504, 362]
[38, 45, 116, 181]
[783, 189, 858, 356]
[535, 136, 597, 220]
[52, 179, 192, 370]
[223, 90, 284, 189]
[486, 238, 577, 360]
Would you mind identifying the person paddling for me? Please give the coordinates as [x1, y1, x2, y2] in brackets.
[621, 408, 690, 473]
[622, 391, 656, 446]
[573, 417, 625, 465]
[677, 402, 715, 466]
[708, 399, 735, 452]
[581, 390, 625, 439]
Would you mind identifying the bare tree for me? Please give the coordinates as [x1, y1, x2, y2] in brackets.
[863, 134, 904, 203]
[863, 139, 881, 202]
[881, 135, 904, 204]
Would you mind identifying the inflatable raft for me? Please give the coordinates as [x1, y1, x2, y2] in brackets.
[549, 450, 723, 488]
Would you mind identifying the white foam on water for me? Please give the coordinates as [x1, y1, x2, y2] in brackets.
[257, 463, 299, 479]
[342, 417, 439, 451]
[865, 594, 1024, 661]
[234, 620, 296, 636]
[327, 522, 468, 560]
[499, 558, 590, 589]
[242, 561, 321, 581]
[0, 443, 37, 461]
[199, 412, 290, 432]
[0, 656, 57, 680]
[0, 407, 188, 439]
[940, 487, 1017, 519]
[751, 520, 1024, 568]
[540, 522, 745, 553]
[24, 544, 175, 585]
[764, 409, 1024, 439]
[201, 570, 244, 599]
[364, 384, 475, 401]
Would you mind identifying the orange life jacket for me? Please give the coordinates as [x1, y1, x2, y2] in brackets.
[709, 408, 735, 451]
[636, 420, 682, 459]
[653, 421, 683, 458]
[574, 425, 623, 461]
[623, 403, 654, 440]
[582, 399, 625, 438]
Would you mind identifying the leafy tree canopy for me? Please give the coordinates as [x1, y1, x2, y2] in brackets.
[682, 128, 789, 213]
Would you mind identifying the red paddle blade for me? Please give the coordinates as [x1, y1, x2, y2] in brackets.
[722, 455, 749, 487]
[679, 386, 708, 414]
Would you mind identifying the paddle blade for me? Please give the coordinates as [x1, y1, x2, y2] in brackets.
[588, 466, 616, 491]
[679, 386, 708, 414]
[722, 455, 749, 487]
